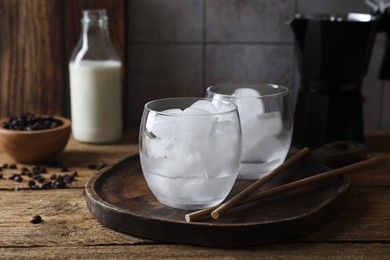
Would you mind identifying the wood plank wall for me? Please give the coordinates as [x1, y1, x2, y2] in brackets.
[0, 0, 125, 119]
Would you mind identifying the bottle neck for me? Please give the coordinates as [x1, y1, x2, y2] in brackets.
[81, 9, 111, 46]
[70, 9, 120, 63]
[81, 22, 110, 43]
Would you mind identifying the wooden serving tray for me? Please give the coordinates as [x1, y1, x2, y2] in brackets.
[85, 154, 350, 247]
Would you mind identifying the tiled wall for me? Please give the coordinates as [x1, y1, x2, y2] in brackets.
[127, 0, 389, 130]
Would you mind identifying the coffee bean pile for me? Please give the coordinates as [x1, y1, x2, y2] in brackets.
[2, 112, 63, 131]
[2, 163, 77, 190]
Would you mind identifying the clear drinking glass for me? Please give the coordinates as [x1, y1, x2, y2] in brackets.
[139, 98, 242, 210]
[206, 83, 293, 180]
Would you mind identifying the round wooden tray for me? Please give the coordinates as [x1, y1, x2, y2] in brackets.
[85, 154, 350, 247]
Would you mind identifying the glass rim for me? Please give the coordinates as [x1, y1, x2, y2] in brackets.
[207, 83, 289, 98]
[144, 97, 239, 116]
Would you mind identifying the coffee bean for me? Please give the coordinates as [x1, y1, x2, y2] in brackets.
[27, 180, 36, 187]
[30, 215, 42, 224]
[32, 166, 47, 174]
[2, 113, 63, 131]
[14, 175, 23, 182]
[37, 177, 46, 183]
[31, 174, 41, 180]
[40, 180, 51, 189]
[8, 173, 17, 180]
[89, 162, 107, 171]
[54, 180, 66, 189]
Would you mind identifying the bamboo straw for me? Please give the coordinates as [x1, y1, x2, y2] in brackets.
[185, 147, 310, 222]
[211, 147, 311, 220]
[239, 157, 380, 205]
[185, 156, 381, 222]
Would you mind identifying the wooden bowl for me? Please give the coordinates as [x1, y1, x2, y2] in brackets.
[0, 116, 71, 163]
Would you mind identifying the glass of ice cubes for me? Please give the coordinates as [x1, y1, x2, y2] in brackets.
[206, 83, 293, 180]
[139, 97, 242, 210]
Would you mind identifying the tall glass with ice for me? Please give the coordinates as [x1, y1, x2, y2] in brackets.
[206, 83, 293, 180]
[139, 98, 242, 210]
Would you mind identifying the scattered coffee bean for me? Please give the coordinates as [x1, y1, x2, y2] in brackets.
[40, 180, 52, 189]
[14, 175, 23, 182]
[88, 162, 107, 171]
[2, 112, 63, 131]
[27, 180, 36, 187]
[31, 174, 41, 180]
[8, 173, 17, 180]
[37, 177, 46, 183]
[30, 215, 42, 224]
[54, 180, 66, 189]
[32, 166, 47, 174]
[19, 167, 30, 175]
[1, 161, 78, 190]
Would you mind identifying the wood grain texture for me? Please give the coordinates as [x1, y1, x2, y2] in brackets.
[0, 0, 126, 119]
[0, 131, 388, 258]
[85, 154, 350, 246]
[0, 0, 66, 116]
[0, 244, 389, 259]
[0, 131, 138, 190]
[0, 187, 389, 247]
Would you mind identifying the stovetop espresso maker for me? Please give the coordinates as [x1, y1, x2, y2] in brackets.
[290, 9, 390, 149]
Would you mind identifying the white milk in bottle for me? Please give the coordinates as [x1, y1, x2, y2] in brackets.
[69, 9, 123, 143]
[69, 60, 122, 143]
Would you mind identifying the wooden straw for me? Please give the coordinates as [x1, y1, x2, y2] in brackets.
[185, 156, 381, 222]
[210, 147, 311, 220]
[185, 147, 310, 222]
[239, 157, 380, 206]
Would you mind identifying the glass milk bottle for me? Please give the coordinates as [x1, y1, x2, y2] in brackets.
[69, 9, 122, 143]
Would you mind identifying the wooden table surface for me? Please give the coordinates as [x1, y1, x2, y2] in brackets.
[0, 131, 389, 259]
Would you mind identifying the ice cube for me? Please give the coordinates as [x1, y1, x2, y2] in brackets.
[209, 95, 230, 113]
[206, 120, 241, 179]
[190, 100, 218, 114]
[243, 135, 283, 163]
[173, 107, 214, 140]
[166, 139, 208, 178]
[241, 111, 283, 162]
[144, 134, 170, 159]
[233, 88, 262, 98]
[233, 88, 265, 123]
[146, 109, 182, 139]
